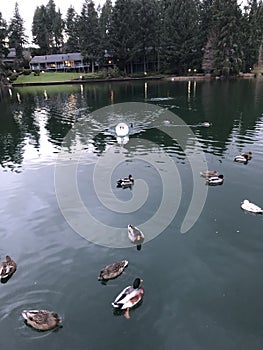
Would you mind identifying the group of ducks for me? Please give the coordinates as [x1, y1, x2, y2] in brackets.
[97, 176, 145, 318]
[0, 174, 146, 331]
[0, 255, 62, 330]
[200, 151, 263, 213]
[2, 140, 259, 330]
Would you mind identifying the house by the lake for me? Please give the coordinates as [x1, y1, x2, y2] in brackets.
[29, 53, 89, 72]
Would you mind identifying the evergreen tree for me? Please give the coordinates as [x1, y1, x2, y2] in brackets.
[32, 1, 64, 55]
[32, 6, 50, 54]
[98, 0, 113, 60]
[161, 0, 201, 74]
[212, 0, 243, 76]
[110, 0, 137, 73]
[132, 0, 159, 72]
[65, 6, 80, 52]
[200, 0, 216, 73]
[46, 0, 64, 53]
[242, 0, 263, 71]
[0, 12, 8, 59]
[79, 0, 100, 72]
[8, 2, 28, 58]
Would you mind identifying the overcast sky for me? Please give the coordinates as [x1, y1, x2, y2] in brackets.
[0, 0, 104, 43]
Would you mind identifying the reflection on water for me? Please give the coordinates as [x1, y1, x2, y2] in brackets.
[0, 79, 263, 350]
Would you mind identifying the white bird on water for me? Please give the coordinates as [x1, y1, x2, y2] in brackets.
[241, 200, 263, 214]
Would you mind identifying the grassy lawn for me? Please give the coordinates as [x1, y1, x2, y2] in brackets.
[15, 72, 85, 84]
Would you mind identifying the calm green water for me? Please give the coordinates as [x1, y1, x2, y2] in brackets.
[0, 78, 263, 350]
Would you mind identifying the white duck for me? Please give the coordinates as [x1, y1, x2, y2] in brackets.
[115, 122, 129, 137]
[241, 200, 263, 214]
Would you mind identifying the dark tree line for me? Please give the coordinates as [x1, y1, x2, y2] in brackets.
[0, 0, 263, 77]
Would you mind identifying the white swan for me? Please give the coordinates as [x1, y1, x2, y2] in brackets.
[115, 123, 129, 137]
[241, 200, 263, 213]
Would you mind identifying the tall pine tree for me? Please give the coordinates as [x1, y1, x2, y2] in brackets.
[79, 0, 100, 72]
[65, 6, 80, 52]
[8, 2, 27, 58]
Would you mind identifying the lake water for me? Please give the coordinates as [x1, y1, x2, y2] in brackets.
[0, 78, 263, 350]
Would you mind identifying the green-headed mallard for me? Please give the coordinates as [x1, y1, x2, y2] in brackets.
[98, 260, 128, 281]
[241, 151, 252, 160]
[22, 309, 61, 331]
[128, 224, 144, 250]
[0, 255, 17, 281]
[112, 278, 144, 319]
[117, 175, 134, 188]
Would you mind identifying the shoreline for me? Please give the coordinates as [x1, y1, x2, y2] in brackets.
[11, 73, 258, 87]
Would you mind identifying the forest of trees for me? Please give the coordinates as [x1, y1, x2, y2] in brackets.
[0, 0, 263, 79]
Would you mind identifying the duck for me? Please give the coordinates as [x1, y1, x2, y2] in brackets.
[241, 151, 252, 160]
[202, 122, 211, 127]
[241, 199, 263, 214]
[98, 260, 128, 281]
[115, 122, 129, 137]
[200, 170, 218, 178]
[111, 278, 144, 319]
[128, 224, 144, 250]
[22, 310, 62, 331]
[0, 255, 17, 281]
[206, 174, 224, 185]
[116, 175, 134, 188]
[234, 154, 249, 164]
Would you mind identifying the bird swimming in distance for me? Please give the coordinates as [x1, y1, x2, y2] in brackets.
[206, 174, 224, 185]
[0, 255, 17, 282]
[116, 175, 134, 188]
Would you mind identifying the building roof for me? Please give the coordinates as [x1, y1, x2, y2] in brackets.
[30, 53, 83, 64]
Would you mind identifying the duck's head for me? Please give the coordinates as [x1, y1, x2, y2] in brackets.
[6, 255, 11, 262]
[133, 278, 143, 289]
[218, 175, 224, 179]
[241, 199, 249, 205]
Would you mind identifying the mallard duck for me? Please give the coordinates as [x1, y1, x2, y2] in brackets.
[206, 174, 224, 185]
[116, 175, 134, 188]
[241, 199, 263, 214]
[98, 260, 128, 281]
[22, 310, 61, 331]
[234, 154, 248, 164]
[112, 278, 144, 319]
[0, 255, 17, 281]
[115, 122, 129, 137]
[128, 224, 144, 250]
[241, 151, 252, 160]
[200, 170, 218, 178]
